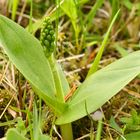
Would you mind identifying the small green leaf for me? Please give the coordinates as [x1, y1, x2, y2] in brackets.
[110, 116, 123, 133]
[85, 0, 104, 27]
[119, 131, 140, 140]
[39, 134, 51, 140]
[60, 0, 78, 38]
[60, 0, 77, 21]
[115, 44, 129, 57]
[122, 0, 133, 10]
[6, 128, 28, 140]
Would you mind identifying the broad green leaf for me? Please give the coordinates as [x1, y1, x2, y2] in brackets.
[0, 15, 55, 97]
[56, 50, 140, 124]
[0, 15, 67, 114]
[6, 128, 28, 140]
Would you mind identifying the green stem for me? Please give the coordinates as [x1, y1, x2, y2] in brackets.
[48, 54, 65, 102]
[95, 120, 103, 140]
[90, 120, 94, 140]
[48, 54, 73, 140]
[60, 123, 73, 140]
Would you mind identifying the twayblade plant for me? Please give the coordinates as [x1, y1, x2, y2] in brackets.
[0, 12, 140, 140]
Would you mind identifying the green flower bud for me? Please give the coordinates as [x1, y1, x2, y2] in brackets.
[40, 17, 55, 58]
[49, 30, 54, 35]
[51, 42, 55, 49]
[44, 40, 49, 47]
[51, 35, 55, 41]
[46, 35, 52, 41]
[44, 29, 49, 34]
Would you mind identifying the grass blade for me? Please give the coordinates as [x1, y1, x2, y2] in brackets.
[84, 0, 104, 28]
[11, 0, 19, 20]
[87, 10, 120, 77]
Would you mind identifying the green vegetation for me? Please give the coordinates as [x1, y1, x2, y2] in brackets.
[0, 0, 140, 140]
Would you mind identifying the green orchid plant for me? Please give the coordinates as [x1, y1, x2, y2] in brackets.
[0, 13, 140, 140]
